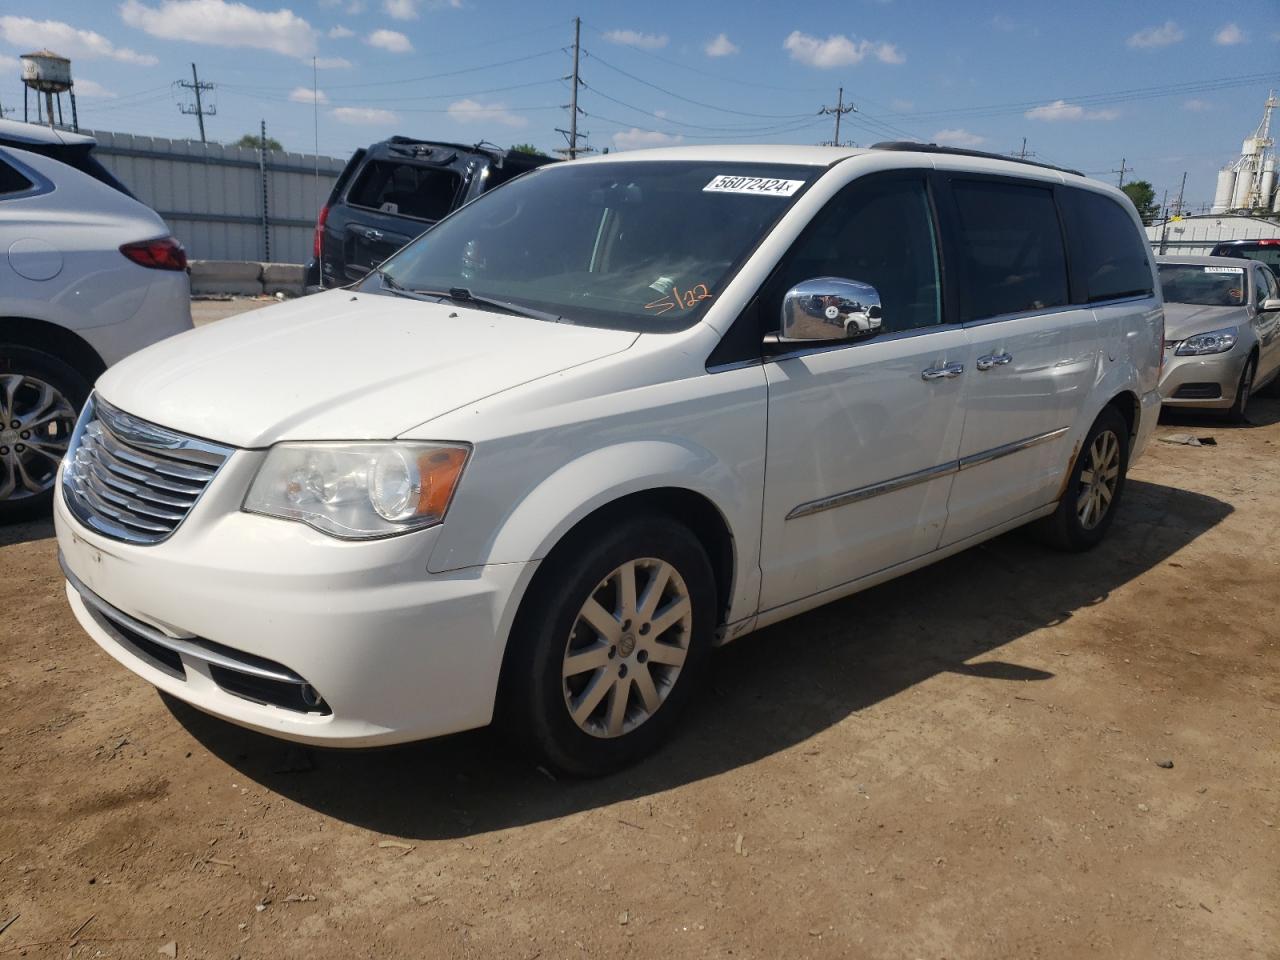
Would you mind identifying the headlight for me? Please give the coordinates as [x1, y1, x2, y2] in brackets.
[243, 442, 469, 539]
[1175, 328, 1237, 356]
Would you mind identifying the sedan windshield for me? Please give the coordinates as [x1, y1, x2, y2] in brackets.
[370, 161, 815, 331]
[1158, 263, 1247, 307]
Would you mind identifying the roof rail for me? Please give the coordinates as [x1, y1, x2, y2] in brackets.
[870, 141, 1084, 178]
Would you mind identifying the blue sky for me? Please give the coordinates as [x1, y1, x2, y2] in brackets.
[1, 0, 1277, 209]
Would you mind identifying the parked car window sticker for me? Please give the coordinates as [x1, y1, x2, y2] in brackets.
[703, 175, 806, 196]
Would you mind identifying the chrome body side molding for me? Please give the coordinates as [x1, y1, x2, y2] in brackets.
[785, 426, 1071, 521]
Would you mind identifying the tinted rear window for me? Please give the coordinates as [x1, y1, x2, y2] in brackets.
[1213, 243, 1280, 273]
[1061, 188, 1153, 302]
[951, 179, 1069, 321]
[347, 160, 461, 221]
[0, 157, 34, 195]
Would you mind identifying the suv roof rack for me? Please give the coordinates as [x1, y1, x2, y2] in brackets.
[870, 141, 1084, 178]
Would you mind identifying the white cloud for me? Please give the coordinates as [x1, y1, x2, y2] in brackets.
[1214, 23, 1245, 46]
[332, 105, 397, 124]
[1025, 99, 1119, 122]
[783, 31, 904, 68]
[119, 0, 316, 59]
[328, 25, 353, 38]
[446, 98, 528, 128]
[1183, 98, 1212, 112]
[611, 129, 683, 152]
[604, 29, 668, 49]
[289, 86, 328, 104]
[704, 32, 739, 57]
[315, 56, 352, 68]
[932, 128, 985, 147]
[1126, 20, 1183, 49]
[0, 15, 157, 65]
[384, 0, 417, 20]
[366, 28, 411, 52]
[73, 78, 116, 98]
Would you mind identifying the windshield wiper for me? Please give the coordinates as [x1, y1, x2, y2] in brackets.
[410, 286, 565, 324]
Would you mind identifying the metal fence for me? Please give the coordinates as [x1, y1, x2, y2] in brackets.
[86, 129, 348, 264]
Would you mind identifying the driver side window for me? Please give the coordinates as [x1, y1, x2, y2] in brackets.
[765, 175, 942, 334]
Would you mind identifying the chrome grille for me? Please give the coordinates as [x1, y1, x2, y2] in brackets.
[62, 396, 232, 544]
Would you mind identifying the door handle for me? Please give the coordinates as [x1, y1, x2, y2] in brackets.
[976, 352, 1013, 371]
[922, 361, 964, 381]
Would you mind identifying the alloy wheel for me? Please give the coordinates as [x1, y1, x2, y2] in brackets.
[1076, 429, 1120, 531]
[561, 558, 692, 739]
[0, 374, 77, 502]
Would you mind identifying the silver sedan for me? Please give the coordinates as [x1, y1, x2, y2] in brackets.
[1157, 255, 1280, 420]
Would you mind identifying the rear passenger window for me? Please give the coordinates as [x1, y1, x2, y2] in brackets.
[951, 179, 1068, 321]
[1061, 188, 1153, 302]
[347, 161, 461, 221]
[0, 157, 34, 196]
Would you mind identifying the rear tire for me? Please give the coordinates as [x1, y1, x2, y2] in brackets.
[1226, 355, 1256, 423]
[1033, 406, 1130, 552]
[0, 346, 90, 523]
[497, 515, 716, 777]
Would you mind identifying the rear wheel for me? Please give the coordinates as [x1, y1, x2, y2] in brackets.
[0, 347, 88, 523]
[1033, 406, 1129, 552]
[1226, 355, 1256, 423]
[498, 515, 716, 777]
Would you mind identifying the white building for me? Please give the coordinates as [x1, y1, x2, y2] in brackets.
[1147, 214, 1280, 255]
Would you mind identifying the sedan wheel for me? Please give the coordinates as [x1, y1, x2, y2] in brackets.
[562, 558, 692, 739]
[0, 373, 78, 503]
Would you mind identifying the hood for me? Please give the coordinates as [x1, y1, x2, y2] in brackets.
[1162, 302, 1245, 342]
[97, 291, 638, 447]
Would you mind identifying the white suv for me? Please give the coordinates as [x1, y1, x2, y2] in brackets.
[2, 136, 191, 520]
[55, 144, 1162, 775]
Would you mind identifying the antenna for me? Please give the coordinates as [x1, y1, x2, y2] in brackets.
[819, 87, 857, 146]
[177, 63, 216, 143]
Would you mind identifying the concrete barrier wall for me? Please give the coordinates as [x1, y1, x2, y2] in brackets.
[86, 129, 348, 264]
[190, 261, 306, 297]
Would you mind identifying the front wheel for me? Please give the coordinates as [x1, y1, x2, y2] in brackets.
[498, 515, 716, 777]
[1226, 355, 1256, 423]
[1033, 406, 1130, 552]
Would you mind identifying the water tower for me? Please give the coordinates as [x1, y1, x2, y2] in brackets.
[20, 49, 78, 131]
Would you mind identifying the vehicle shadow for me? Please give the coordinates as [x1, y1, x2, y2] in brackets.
[169, 478, 1231, 839]
[0, 516, 55, 547]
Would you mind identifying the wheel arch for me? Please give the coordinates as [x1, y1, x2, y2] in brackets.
[1104, 388, 1139, 442]
[0, 316, 107, 382]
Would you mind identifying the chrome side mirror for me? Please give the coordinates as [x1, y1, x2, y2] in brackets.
[781, 277, 884, 342]
[1262, 297, 1280, 312]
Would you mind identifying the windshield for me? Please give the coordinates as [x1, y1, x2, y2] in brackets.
[370, 160, 816, 331]
[1158, 263, 1247, 307]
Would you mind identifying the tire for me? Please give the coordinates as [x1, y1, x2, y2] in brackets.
[0, 346, 91, 523]
[1033, 406, 1130, 553]
[1226, 355, 1256, 423]
[498, 514, 717, 777]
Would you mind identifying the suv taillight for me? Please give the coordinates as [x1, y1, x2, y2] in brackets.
[120, 236, 187, 271]
[314, 204, 329, 260]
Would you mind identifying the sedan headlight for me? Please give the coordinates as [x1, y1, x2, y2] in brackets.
[244, 442, 469, 539]
[1175, 328, 1237, 356]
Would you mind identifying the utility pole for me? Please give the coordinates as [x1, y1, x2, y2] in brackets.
[259, 119, 270, 262]
[1011, 137, 1037, 160]
[557, 17, 590, 158]
[1173, 171, 1187, 217]
[1111, 157, 1133, 188]
[819, 87, 856, 146]
[177, 63, 216, 142]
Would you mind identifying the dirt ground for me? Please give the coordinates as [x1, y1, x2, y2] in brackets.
[1, 304, 1277, 958]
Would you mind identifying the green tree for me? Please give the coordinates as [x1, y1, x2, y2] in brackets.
[509, 143, 545, 156]
[236, 133, 283, 151]
[1121, 180, 1159, 222]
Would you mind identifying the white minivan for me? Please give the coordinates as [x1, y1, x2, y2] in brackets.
[55, 144, 1163, 775]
